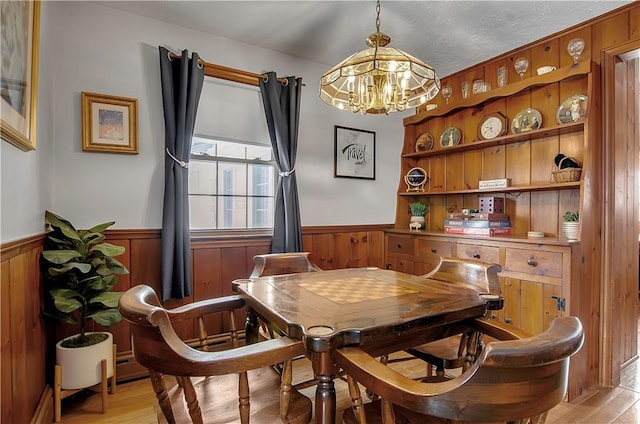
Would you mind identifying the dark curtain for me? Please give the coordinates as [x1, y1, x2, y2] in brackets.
[259, 72, 303, 253]
[158, 47, 204, 300]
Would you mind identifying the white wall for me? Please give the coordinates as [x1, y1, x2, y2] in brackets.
[1, 1, 409, 243]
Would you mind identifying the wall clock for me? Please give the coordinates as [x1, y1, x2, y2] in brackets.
[478, 112, 508, 140]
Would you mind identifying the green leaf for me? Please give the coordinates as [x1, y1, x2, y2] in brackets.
[105, 257, 129, 274]
[90, 291, 124, 308]
[48, 262, 92, 276]
[88, 222, 115, 234]
[42, 250, 82, 264]
[93, 243, 125, 258]
[50, 288, 84, 313]
[45, 211, 81, 242]
[86, 275, 115, 292]
[89, 309, 122, 327]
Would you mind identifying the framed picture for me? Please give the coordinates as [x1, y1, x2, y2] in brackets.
[334, 125, 375, 180]
[82, 92, 139, 154]
[0, 0, 40, 151]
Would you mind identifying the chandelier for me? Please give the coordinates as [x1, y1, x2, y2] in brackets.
[319, 0, 440, 115]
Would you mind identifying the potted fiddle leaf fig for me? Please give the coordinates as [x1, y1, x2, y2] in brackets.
[41, 210, 128, 390]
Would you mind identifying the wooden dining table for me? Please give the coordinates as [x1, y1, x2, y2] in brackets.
[232, 267, 489, 424]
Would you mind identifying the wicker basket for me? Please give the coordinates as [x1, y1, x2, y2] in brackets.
[552, 156, 582, 183]
[552, 167, 582, 183]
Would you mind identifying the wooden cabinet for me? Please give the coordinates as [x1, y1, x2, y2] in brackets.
[387, 60, 602, 401]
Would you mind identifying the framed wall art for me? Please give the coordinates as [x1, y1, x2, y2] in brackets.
[334, 125, 375, 180]
[81, 92, 139, 154]
[0, 0, 40, 151]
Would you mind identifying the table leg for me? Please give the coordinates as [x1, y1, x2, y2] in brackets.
[245, 308, 259, 344]
[311, 351, 337, 424]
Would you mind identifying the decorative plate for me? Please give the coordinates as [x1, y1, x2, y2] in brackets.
[439, 127, 462, 148]
[557, 94, 588, 125]
[415, 132, 434, 152]
[511, 108, 542, 134]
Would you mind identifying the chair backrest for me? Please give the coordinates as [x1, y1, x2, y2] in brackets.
[250, 252, 322, 278]
[335, 316, 584, 423]
[424, 256, 502, 294]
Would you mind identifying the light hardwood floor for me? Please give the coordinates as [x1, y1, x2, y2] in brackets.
[58, 335, 640, 424]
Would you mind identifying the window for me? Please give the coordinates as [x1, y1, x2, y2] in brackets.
[189, 79, 275, 231]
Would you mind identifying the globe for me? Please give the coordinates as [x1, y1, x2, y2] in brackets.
[405, 167, 428, 192]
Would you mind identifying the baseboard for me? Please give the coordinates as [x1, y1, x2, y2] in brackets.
[30, 385, 53, 424]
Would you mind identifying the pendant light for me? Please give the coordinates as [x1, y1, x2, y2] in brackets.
[319, 0, 440, 115]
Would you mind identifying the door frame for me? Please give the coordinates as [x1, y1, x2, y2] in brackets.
[601, 39, 640, 387]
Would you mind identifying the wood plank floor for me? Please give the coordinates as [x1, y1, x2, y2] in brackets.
[58, 332, 640, 424]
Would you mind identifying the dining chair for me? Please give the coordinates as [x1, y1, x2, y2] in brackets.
[248, 252, 324, 386]
[249, 252, 323, 341]
[119, 284, 312, 424]
[335, 316, 584, 424]
[250, 252, 323, 278]
[400, 257, 503, 378]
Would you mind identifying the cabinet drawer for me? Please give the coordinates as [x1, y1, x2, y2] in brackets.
[504, 248, 563, 279]
[418, 239, 452, 262]
[457, 244, 500, 264]
[387, 236, 416, 256]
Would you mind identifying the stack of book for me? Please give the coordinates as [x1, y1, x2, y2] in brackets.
[444, 212, 511, 236]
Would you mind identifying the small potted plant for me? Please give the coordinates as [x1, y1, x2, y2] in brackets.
[409, 201, 429, 230]
[41, 210, 128, 391]
[562, 210, 580, 241]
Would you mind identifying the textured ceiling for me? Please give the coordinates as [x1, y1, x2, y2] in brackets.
[95, 1, 632, 77]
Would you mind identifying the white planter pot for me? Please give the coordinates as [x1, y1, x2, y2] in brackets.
[409, 215, 426, 230]
[56, 332, 114, 390]
[562, 221, 580, 241]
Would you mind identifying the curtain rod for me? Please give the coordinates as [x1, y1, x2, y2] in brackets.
[168, 52, 288, 87]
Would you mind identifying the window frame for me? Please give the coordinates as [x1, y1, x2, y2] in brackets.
[189, 134, 277, 235]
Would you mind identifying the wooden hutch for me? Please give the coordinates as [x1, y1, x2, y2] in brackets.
[386, 52, 602, 401]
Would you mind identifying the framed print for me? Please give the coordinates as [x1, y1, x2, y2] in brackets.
[0, 0, 40, 151]
[334, 125, 375, 180]
[82, 92, 139, 154]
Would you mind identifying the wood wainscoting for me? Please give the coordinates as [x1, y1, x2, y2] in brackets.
[0, 224, 389, 423]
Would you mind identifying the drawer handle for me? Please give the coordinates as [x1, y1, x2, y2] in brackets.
[527, 258, 537, 267]
[472, 252, 480, 259]
[397, 243, 402, 249]
[504, 318, 512, 324]
[431, 247, 437, 253]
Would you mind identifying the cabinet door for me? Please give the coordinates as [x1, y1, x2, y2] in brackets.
[498, 277, 564, 336]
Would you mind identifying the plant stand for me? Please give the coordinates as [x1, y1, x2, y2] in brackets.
[53, 343, 117, 422]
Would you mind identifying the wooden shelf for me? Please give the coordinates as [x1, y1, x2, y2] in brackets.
[399, 181, 581, 196]
[404, 60, 592, 126]
[403, 122, 584, 159]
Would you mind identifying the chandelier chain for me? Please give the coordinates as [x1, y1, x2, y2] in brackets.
[375, 0, 381, 33]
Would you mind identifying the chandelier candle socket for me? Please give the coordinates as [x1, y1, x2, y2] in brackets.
[319, 0, 440, 115]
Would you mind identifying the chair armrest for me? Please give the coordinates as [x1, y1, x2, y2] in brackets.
[333, 345, 481, 404]
[468, 316, 532, 340]
[474, 316, 584, 368]
[167, 295, 246, 323]
[154, 309, 306, 376]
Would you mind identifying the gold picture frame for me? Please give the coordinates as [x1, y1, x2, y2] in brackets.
[81, 92, 139, 154]
[0, 0, 40, 151]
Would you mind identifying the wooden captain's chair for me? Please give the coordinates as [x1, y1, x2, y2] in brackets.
[403, 257, 503, 377]
[336, 316, 584, 424]
[250, 252, 322, 278]
[119, 284, 312, 424]
[250, 252, 322, 341]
